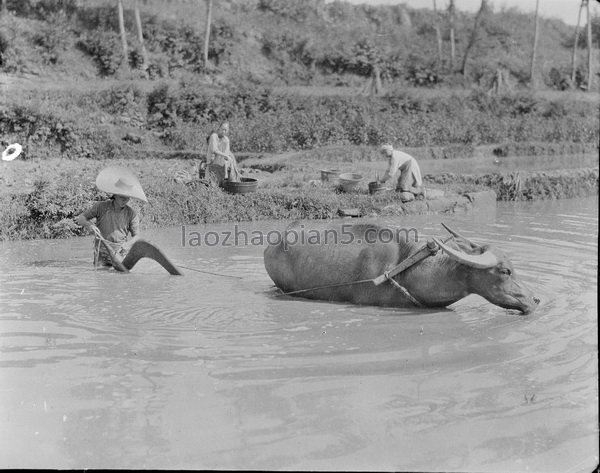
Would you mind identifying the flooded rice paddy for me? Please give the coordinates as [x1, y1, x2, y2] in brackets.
[0, 196, 597, 470]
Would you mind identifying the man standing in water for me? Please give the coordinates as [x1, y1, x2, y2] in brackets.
[379, 144, 424, 202]
[76, 166, 147, 267]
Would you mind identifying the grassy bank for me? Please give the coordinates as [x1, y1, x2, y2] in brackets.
[425, 168, 600, 201]
[1, 148, 597, 241]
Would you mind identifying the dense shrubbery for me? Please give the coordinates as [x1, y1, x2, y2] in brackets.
[0, 178, 102, 240]
[96, 83, 147, 115]
[2, 0, 78, 20]
[1, 83, 598, 157]
[141, 83, 599, 152]
[76, 30, 123, 76]
[0, 104, 79, 153]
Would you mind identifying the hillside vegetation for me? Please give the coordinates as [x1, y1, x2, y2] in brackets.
[1, 0, 599, 88]
[1, 0, 599, 159]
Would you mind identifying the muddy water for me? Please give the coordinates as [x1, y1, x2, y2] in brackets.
[0, 197, 597, 471]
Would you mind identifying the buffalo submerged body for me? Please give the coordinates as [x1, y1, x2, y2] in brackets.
[264, 221, 540, 314]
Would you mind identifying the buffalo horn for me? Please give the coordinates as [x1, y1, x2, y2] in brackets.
[432, 237, 498, 269]
[441, 222, 478, 250]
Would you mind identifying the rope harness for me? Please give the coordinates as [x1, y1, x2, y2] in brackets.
[385, 277, 424, 307]
[90, 225, 123, 268]
[276, 236, 453, 307]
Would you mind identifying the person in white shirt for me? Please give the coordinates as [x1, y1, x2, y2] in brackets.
[205, 121, 240, 186]
[379, 144, 424, 201]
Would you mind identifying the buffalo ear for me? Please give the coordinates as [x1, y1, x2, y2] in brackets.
[433, 237, 498, 269]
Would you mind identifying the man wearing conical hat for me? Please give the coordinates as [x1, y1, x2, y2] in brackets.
[379, 144, 424, 202]
[76, 166, 147, 267]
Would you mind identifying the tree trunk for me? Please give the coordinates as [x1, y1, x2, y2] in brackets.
[571, 0, 584, 83]
[203, 0, 213, 68]
[433, 0, 443, 65]
[134, 0, 149, 70]
[586, 0, 593, 90]
[460, 0, 486, 76]
[373, 64, 382, 95]
[448, 0, 456, 70]
[1, 0, 7, 16]
[117, 0, 129, 68]
[529, 0, 540, 86]
[362, 65, 382, 96]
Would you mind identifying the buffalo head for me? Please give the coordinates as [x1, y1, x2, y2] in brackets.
[434, 224, 540, 314]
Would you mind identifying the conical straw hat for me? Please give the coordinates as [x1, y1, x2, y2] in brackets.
[96, 166, 148, 202]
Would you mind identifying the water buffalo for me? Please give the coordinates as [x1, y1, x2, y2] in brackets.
[264, 221, 539, 314]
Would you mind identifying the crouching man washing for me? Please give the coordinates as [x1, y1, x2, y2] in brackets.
[379, 144, 424, 202]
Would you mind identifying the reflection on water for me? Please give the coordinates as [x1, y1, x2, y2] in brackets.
[0, 197, 597, 470]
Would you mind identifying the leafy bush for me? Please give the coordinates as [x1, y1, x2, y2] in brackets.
[404, 55, 441, 87]
[76, 30, 122, 76]
[1, 179, 104, 239]
[31, 23, 70, 65]
[4, 0, 78, 19]
[258, 0, 317, 21]
[97, 84, 146, 115]
[140, 81, 599, 151]
[0, 105, 78, 154]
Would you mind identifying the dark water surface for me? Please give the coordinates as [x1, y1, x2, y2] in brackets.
[0, 197, 597, 470]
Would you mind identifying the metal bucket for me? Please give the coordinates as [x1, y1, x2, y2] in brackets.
[223, 177, 258, 194]
[368, 181, 387, 195]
